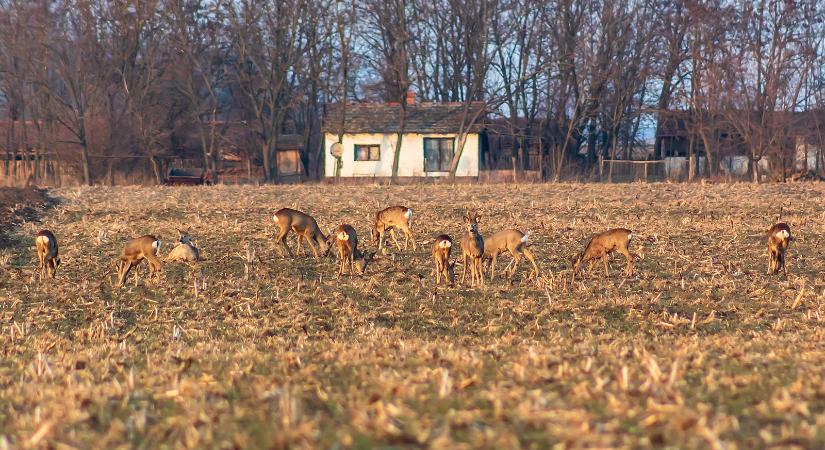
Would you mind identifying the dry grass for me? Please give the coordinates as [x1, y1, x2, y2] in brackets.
[1, 183, 824, 448]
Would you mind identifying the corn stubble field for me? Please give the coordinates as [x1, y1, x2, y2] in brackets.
[1, 183, 825, 448]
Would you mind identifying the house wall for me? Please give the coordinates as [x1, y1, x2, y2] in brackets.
[323, 132, 479, 177]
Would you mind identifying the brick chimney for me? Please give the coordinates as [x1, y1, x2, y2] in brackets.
[405, 90, 416, 104]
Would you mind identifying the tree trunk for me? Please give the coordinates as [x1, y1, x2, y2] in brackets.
[149, 156, 162, 185]
[751, 156, 760, 183]
[261, 141, 272, 183]
[80, 143, 92, 186]
[391, 104, 407, 182]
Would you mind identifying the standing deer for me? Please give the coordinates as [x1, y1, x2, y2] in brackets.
[165, 230, 200, 262]
[483, 229, 538, 280]
[432, 234, 456, 286]
[334, 224, 374, 276]
[572, 228, 634, 279]
[766, 223, 792, 275]
[371, 205, 416, 252]
[35, 230, 60, 279]
[460, 211, 485, 286]
[116, 235, 162, 287]
[273, 208, 331, 258]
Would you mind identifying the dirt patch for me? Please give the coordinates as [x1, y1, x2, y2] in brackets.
[0, 187, 56, 249]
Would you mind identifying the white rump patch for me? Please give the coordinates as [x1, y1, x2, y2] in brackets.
[404, 209, 413, 220]
[438, 240, 452, 249]
[776, 230, 789, 239]
[627, 233, 633, 241]
[337, 231, 349, 241]
[153, 240, 161, 250]
[521, 233, 529, 244]
[36, 235, 49, 244]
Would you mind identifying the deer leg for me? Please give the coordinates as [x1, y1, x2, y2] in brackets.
[48, 259, 57, 278]
[780, 252, 787, 275]
[461, 254, 469, 284]
[490, 252, 498, 280]
[523, 248, 539, 278]
[435, 260, 441, 285]
[477, 257, 485, 285]
[145, 253, 162, 282]
[37, 252, 46, 280]
[509, 252, 522, 279]
[308, 236, 320, 258]
[295, 234, 305, 256]
[117, 260, 135, 286]
[619, 247, 634, 276]
[602, 255, 610, 277]
[404, 226, 417, 250]
[390, 229, 402, 251]
[276, 229, 293, 257]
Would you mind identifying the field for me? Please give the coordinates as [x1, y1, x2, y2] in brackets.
[1, 183, 824, 448]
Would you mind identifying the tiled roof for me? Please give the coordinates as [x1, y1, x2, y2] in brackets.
[322, 102, 486, 134]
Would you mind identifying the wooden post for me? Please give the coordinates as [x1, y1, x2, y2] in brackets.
[644, 161, 649, 181]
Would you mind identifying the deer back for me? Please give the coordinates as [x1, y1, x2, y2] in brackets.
[35, 230, 58, 256]
[122, 235, 160, 260]
[433, 234, 453, 261]
[483, 229, 527, 257]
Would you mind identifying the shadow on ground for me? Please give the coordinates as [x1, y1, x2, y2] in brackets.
[0, 187, 58, 250]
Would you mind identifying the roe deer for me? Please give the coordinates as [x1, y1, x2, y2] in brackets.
[273, 208, 331, 258]
[165, 230, 200, 262]
[432, 234, 456, 286]
[35, 230, 60, 279]
[572, 228, 634, 279]
[483, 229, 538, 280]
[371, 205, 416, 252]
[766, 223, 791, 275]
[460, 211, 485, 286]
[334, 224, 374, 276]
[117, 235, 162, 286]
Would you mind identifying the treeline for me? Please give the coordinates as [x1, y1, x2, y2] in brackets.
[0, 0, 823, 184]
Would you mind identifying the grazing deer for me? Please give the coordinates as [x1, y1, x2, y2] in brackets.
[572, 228, 634, 279]
[116, 235, 162, 287]
[766, 223, 792, 275]
[334, 224, 374, 276]
[483, 229, 538, 280]
[460, 211, 485, 286]
[35, 230, 60, 279]
[432, 234, 456, 286]
[273, 208, 331, 258]
[165, 230, 200, 262]
[371, 205, 416, 252]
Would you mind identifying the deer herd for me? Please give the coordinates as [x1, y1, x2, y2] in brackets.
[30, 204, 794, 288]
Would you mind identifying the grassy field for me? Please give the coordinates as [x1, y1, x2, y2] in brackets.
[1, 183, 824, 449]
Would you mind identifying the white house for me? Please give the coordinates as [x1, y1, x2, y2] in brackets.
[323, 96, 486, 178]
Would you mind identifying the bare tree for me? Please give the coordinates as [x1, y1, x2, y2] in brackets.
[226, 0, 306, 182]
[165, 0, 229, 176]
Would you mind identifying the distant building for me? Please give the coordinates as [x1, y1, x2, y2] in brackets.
[322, 94, 486, 178]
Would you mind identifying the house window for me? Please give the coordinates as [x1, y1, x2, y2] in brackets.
[354, 144, 380, 161]
[424, 138, 454, 172]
